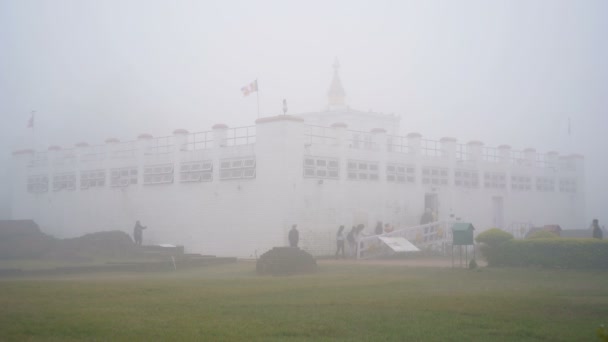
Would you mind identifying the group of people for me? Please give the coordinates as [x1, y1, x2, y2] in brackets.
[335, 221, 396, 259]
[289, 221, 396, 259]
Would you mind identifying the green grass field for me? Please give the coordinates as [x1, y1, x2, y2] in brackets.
[1, 260, 607, 341]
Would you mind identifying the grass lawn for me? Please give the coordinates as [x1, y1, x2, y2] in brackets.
[0, 260, 607, 341]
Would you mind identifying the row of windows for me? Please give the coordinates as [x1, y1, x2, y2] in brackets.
[81, 170, 105, 188]
[348, 160, 379, 181]
[559, 179, 577, 193]
[300, 157, 577, 193]
[144, 164, 174, 185]
[387, 163, 416, 183]
[422, 167, 449, 186]
[219, 157, 256, 180]
[26, 158, 257, 193]
[454, 170, 479, 188]
[536, 177, 555, 192]
[110, 167, 139, 187]
[180, 161, 213, 183]
[304, 157, 339, 179]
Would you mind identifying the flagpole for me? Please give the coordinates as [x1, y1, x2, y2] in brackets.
[256, 79, 260, 119]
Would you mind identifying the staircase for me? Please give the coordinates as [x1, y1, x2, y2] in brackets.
[357, 220, 454, 259]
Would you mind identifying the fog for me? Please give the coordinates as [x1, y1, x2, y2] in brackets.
[0, 0, 606, 225]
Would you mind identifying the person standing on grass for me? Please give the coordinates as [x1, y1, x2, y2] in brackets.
[288, 224, 299, 247]
[347, 226, 356, 257]
[133, 220, 147, 245]
[355, 224, 366, 258]
[375, 221, 383, 235]
[592, 219, 603, 239]
[335, 225, 346, 259]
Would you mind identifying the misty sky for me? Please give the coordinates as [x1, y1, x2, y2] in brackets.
[0, 0, 606, 224]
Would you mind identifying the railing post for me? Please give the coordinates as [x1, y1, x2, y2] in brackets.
[523, 148, 536, 167]
[407, 132, 421, 155]
[172, 129, 189, 182]
[212, 123, 228, 148]
[467, 141, 483, 162]
[440, 137, 457, 160]
[498, 144, 511, 164]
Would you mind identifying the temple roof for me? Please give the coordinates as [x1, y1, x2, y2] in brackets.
[327, 58, 346, 108]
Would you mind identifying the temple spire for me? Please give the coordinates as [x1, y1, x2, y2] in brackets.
[327, 58, 346, 108]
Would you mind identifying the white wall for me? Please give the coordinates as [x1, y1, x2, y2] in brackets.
[9, 117, 585, 257]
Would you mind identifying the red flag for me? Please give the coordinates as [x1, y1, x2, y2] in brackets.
[241, 80, 258, 97]
[241, 86, 251, 96]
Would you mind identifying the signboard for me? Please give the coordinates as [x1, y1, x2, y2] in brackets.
[378, 236, 420, 252]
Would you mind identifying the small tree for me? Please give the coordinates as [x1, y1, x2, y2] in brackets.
[475, 228, 513, 246]
[475, 228, 513, 267]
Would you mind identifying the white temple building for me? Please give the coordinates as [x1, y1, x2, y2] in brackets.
[8, 62, 586, 257]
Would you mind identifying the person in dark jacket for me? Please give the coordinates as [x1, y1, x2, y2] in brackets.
[420, 208, 434, 225]
[347, 226, 356, 257]
[133, 220, 147, 245]
[375, 221, 383, 235]
[592, 219, 603, 239]
[335, 225, 346, 259]
[288, 224, 299, 247]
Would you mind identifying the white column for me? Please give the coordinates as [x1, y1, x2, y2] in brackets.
[467, 141, 483, 162]
[407, 132, 421, 155]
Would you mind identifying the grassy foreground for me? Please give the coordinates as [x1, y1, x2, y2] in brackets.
[0, 260, 607, 341]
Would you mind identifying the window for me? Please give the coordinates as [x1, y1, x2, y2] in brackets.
[511, 175, 531, 191]
[348, 160, 379, 181]
[180, 160, 213, 183]
[27, 175, 48, 193]
[483, 172, 506, 189]
[81, 169, 106, 189]
[422, 167, 448, 186]
[536, 177, 555, 192]
[387, 163, 415, 183]
[144, 164, 174, 185]
[110, 167, 138, 187]
[303, 156, 339, 179]
[559, 178, 576, 193]
[454, 169, 479, 188]
[220, 157, 256, 180]
[53, 173, 76, 192]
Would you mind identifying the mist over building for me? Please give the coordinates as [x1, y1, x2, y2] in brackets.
[7, 63, 586, 257]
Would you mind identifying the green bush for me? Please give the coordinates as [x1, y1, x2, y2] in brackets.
[475, 228, 513, 246]
[256, 247, 317, 275]
[526, 231, 560, 239]
[481, 238, 608, 269]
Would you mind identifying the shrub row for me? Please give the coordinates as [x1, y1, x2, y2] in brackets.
[480, 238, 608, 269]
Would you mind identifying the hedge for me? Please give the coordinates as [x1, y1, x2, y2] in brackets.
[475, 228, 513, 246]
[480, 238, 608, 269]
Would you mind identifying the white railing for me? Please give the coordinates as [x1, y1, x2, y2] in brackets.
[482, 146, 500, 163]
[146, 136, 174, 156]
[183, 131, 213, 151]
[304, 125, 337, 146]
[357, 220, 454, 259]
[110, 141, 138, 160]
[347, 130, 375, 150]
[79, 145, 106, 162]
[421, 139, 442, 158]
[387, 135, 408, 153]
[225, 126, 256, 146]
